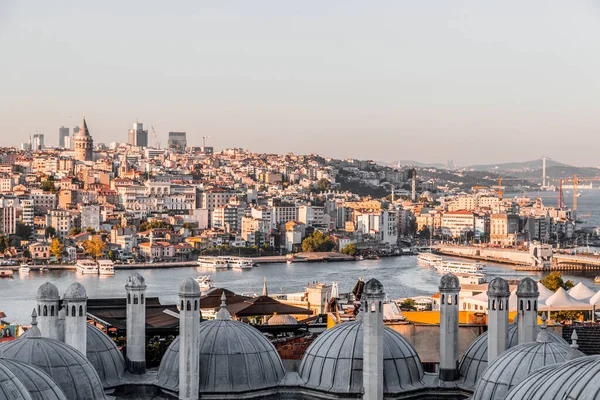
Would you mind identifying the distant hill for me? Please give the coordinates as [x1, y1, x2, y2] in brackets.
[466, 158, 568, 172]
[387, 160, 446, 169]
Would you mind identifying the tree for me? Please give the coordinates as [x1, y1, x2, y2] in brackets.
[301, 231, 335, 252]
[40, 180, 57, 193]
[15, 223, 32, 240]
[45, 227, 56, 239]
[139, 220, 173, 232]
[340, 243, 357, 256]
[69, 227, 82, 236]
[50, 238, 64, 260]
[400, 298, 417, 311]
[0, 235, 8, 253]
[107, 250, 116, 261]
[418, 227, 431, 240]
[540, 272, 574, 292]
[312, 178, 331, 193]
[83, 236, 106, 260]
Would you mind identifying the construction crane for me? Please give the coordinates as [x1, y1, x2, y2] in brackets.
[151, 126, 160, 149]
[493, 177, 531, 200]
[558, 175, 600, 219]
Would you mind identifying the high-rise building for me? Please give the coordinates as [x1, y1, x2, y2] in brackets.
[167, 132, 187, 151]
[128, 121, 148, 148]
[59, 126, 70, 148]
[73, 116, 94, 162]
[32, 134, 44, 151]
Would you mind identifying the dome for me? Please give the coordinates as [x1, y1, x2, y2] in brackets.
[0, 334, 106, 399]
[505, 355, 600, 400]
[0, 361, 32, 400]
[268, 314, 298, 325]
[459, 324, 567, 389]
[516, 277, 539, 297]
[487, 277, 510, 297]
[86, 325, 126, 388]
[439, 273, 460, 291]
[63, 282, 87, 300]
[157, 319, 285, 394]
[364, 278, 384, 295]
[178, 278, 200, 296]
[1, 358, 67, 400]
[125, 273, 145, 288]
[298, 321, 424, 395]
[36, 282, 59, 301]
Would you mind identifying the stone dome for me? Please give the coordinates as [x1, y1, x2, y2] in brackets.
[268, 314, 298, 325]
[471, 329, 580, 400]
[0, 360, 32, 400]
[487, 277, 510, 297]
[157, 319, 285, 394]
[298, 321, 424, 395]
[0, 332, 106, 399]
[364, 278, 384, 295]
[86, 324, 126, 388]
[504, 355, 600, 400]
[36, 282, 59, 301]
[439, 273, 460, 291]
[516, 277, 539, 297]
[125, 273, 145, 288]
[63, 282, 87, 300]
[1, 358, 67, 400]
[458, 324, 566, 389]
[178, 278, 200, 296]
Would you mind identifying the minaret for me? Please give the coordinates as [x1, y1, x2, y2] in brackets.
[178, 278, 200, 400]
[516, 277, 539, 344]
[36, 282, 60, 340]
[63, 282, 88, 354]
[262, 276, 268, 296]
[439, 273, 460, 381]
[487, 277, 510, 363]
[362, 278, 385, 400]
[126, 273, 147, 374]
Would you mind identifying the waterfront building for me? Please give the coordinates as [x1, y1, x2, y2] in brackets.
[47, 210, 74, 239]
[442, 210, 475, 238]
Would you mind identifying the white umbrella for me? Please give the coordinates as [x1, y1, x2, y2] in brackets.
[568, 282, 596, 301]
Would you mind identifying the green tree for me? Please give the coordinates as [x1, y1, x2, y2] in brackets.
[540, 272, 575, 292]
[40, 180, 56, 193]
[340, 243, 357, 256]
[400, 298, 417, 310]
[50, 238, 64, 260]
[0, 235, 8, 253]
[45, 226, 56, 239]
[139, 220, 173, 232]
[69, 227, 82, 236]
[15, 223, 32, 240]
[301, 231, 335, 252]
[107, 249, 116, 261]
[83, 236, 106, 260]
[418, 226, 431, 240]
[312, 178, 331, 193]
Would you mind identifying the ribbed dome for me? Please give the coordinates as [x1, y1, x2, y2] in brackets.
[517, 277, 539, 297]
[488, 277, 510, 296]
[364, 278, 384, 294]
[125, 273, 145, 288]
[268, 314, 298, 325]
[459, 324, 566, 389]
[1, 358, 67, 400]
[0, 361, 31, 400]
[505, 355, 600, 400]
[179, 278, 200, 296]
[157, 319, 285, 394]
[36, 282, 59, 300]
[298, 321, 424, 395]
[471, 333, 579, 400]
[63, 282, 87, 300]
[86, 325, 125, 388]
[439, 273, 460, 290]
[0, 335, 106, 400]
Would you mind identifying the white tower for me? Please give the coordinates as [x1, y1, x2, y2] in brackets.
[362, 278, 385, 400]
[36, 282, 61, 340]
[516, 277, 539, 344]
[439, 273, 460, 381]
[178, 278, 200, 400]
[487, 277, 510, 363]
[126, 273, 147, 374]
[63, 282, 88, 355]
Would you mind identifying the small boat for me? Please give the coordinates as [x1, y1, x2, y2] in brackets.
[355, 255, 364, 261]
[231, 259, 255, 270]
[97, 260, 115, 276]
[417, 253, 442, 267]
[19, 264, 30, 274]
[0, 270, 13, 278]
[195, 275, 214, 292]
[76, 260, 99, 274]
[595, 276, 600, 285]
[286, 259, 293, 265]
[436, 261, 485, 275]
[39, 266, 49, 272]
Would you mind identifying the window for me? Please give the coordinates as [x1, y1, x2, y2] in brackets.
[127, 293, 131, 304]
[141, 294, 144, 305]
[79, 305, 83, 317]
[71, 305, 76, 317]
[43, 305, 48, 316]
[187, 300, 191, 311]
[134, 296, 138, 305]
[51, 305, 55, 316]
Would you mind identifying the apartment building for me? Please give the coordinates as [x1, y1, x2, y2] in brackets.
[441, 210, 475, 238]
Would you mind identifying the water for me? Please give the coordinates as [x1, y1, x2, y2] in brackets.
[522, 189, 600, 229]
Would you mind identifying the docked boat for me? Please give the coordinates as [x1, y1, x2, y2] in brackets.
[19, 264, 30, 274]
[76, 259, 99, 275]
[231, 258, 255, 270]
[436, 261, 485, 275]
[97, 260, 115, 276]
[417, 253, 442, 267]
[195, 275, 215, 292]
[595, 276, 600, 285]
[197, 257, 229, 269]
[0, 269, 13, 278]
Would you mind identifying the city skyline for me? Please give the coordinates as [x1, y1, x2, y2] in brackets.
[1, 1, 599, 165]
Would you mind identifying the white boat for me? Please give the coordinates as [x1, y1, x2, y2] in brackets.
[436, 261, 485, 275]
[417, 253, 442, 267]
[286, 259, 293, 265]
[197, 257, 229, 269]
[76, 260, 99, 274]
[97, 260, 115, 276]
[0, 269, 13, 278]
[231, 258, 255, 270]
[195, 275, 214, 292]
[19, 264, 30, 273]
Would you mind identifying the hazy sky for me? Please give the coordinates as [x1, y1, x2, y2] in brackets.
[1, 1, 599, 166]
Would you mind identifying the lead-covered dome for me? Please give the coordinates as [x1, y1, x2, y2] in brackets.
[298, 321, 424, 395]
[36, 282, 59, 300]
[459, 324, 566, 389]
[516, 277, 539, 297]
[487, 277, 510, 296]
[178, 278, 200, 296]
[63, 282, 87, 300]
[0, 358, 67, 400]
[0, 360, 31, 400]
[125, 273, 145, 288]
[439, 273, 460, 291]
[86, 325, 126, 388]
[364, 278, 384, 295]
[157, 319, 285, 394]
[268, 314, 298, 325]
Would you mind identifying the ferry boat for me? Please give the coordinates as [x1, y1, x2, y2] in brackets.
[417, 253, 442, 267]
[231, 258, 255, 270]
[0, 269, 13, 278]
[97, 260, 115, 276]
[19, 264, 30, 274]
[195, 275, 214, 292]
[436, 261, 485, 275]
[76, 259, 99, 275]
[197, 257, 229, 269]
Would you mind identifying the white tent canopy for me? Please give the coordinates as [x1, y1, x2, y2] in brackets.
[537, 282, 555, 301]
[542, 287, 591, 311]
[567, 282, 596, 301]
[589, 290, 600, 306]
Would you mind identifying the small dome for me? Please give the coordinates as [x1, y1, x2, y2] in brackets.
[516, 277, 539, 297]
[439, 273, 460, 291]
[505, 355, 600, 400]
[63, 283, 87, 300]
[1, 359, 67, 400]
[487, 277, 510, 297]
[157, 319, 285, 394]
[125, 273, 145, 288]
[364, 278, 384, 295]
[0, 361, 32, 400]
[178, 278, 200, 296]
[298, 321, 424, 394]
[268, 314, 298, 325]
[459, 324, 567, 389]
[1, 335, 105, 399]
[86, 325, 126, 388]
[36, 282, 59, 301]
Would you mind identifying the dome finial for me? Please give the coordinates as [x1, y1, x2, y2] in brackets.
[536, 312, 550, 343]
[216, 292, 231, 320]
[567, 329, 583, 360]
[28, 308, 42, 338]
[570, 329, 579, 348]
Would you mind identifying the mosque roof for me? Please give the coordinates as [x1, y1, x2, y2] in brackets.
[0, 360, 32, 400]
[0, 358, 67, 400]
[85, 324, 126, 388]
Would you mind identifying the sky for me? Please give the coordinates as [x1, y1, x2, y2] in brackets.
[1, 1, 599, 166]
